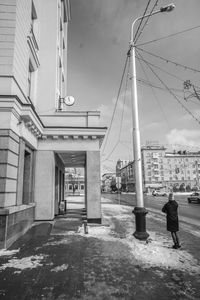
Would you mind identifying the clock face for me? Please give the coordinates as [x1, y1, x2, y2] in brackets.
[65, 96, 75, 106]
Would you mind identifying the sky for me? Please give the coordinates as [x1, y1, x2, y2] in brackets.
[67, 0, 200, 173]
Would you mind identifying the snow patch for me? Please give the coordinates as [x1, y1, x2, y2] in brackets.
[76, 203, 200, 274]
[0, 249, 19, 257]
[0, 254, 48, 272]
[43, 238, 73, 246]
[51, 264, 69, 272]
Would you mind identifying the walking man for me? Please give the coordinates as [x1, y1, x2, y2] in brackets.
[162, 192, 181, 249]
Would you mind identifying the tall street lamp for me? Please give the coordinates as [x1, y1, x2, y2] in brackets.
[130, 3, 175, 240]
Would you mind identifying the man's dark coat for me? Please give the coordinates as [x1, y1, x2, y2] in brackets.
[162, 200, 179, 232]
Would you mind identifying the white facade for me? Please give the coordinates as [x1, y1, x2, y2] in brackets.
[0, 0, 106, 249]
[141, 146, 200, 192]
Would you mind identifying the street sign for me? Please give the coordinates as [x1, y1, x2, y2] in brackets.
[116, 177, 121, 189]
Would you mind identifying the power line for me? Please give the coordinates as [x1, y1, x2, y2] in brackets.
[118, 57, 130, 141]
[137, 47, 200, 73]
[137, 25, 200, 47]
[136, 53, 192, 84]
[134, 0, 159, 44]
[101, 140, 120, 163]
[101, 55, 129, 154]
[136, 48, 171, 129]
[138, 51, 200, 126]
[133, 0, 152, 43]
[137, 77, 182, 93]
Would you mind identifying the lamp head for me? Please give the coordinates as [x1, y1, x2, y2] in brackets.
[160, 3, 175, 12]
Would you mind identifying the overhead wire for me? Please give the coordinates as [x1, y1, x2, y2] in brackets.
[135, 53, 200, 86]
[137, 47, 200, 74]
[137, 51, 200, 126]
[101, 54, 129, 155]
[118, 56, 131, 141]
[137, 77, 182, 93]
[102, 55, 131, 163]
[133, 0, 152, 43]
[134, 0, 159, 44]
[136, 48, 171, 129]
[136, 25, 200, 47]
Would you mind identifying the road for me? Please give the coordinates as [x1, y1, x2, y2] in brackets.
[102, 193, 200, 226]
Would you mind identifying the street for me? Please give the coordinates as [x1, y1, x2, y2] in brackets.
[103, 193, 200, 226]
[0, 196, 200, 300]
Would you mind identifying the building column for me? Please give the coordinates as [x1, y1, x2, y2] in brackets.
[16, 139, 25, 205]
[0, 130, 19, 207]
[34, 151, 55, 220]
[86, 151, 101, 223]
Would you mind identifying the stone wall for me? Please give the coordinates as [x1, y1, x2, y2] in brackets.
[0, 204, 35, 249]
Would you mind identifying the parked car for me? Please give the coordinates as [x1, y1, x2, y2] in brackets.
[152, 190, 168, 197]
[187, 192, 200, 204]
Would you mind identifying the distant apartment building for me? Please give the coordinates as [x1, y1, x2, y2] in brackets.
[141, 145, 200, 192]
[116, 146, 200, 193]
[0, 0, 106, 249]
[101, 173, 116, 192]
[116, 160, 135, 192]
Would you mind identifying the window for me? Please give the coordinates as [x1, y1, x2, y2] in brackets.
[148, 177, 151, 182]
[81, 184, 84, 190]
[148, 171, 151, 176]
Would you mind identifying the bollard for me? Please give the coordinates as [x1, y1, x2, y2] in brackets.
[83, 220, 88, 234]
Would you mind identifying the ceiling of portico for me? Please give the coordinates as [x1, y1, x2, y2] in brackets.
[57, 151, 86, 167]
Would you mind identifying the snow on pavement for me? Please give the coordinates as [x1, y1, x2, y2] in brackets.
[0, 254, 48, 273]
[0, 249, 19, 257]
[77, 202, 200, 275]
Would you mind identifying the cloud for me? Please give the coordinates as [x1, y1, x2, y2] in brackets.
[166, 129, 200, 149]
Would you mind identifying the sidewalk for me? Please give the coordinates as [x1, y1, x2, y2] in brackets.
[0, 197, 199, 300]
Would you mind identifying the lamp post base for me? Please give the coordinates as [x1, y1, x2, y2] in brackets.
[132, 207, 149, 240]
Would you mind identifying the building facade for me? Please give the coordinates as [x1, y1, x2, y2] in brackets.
[0, 0, 106, 249]
[116, 146, 200, 194]
[116, 160, 135, 192]
[142, 146, 200, 193]
[65, 168, 85, 196]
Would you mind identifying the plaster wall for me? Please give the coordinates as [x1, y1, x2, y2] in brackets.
[38, 138, 100, 152]
[35, 0, 58, 114]
[34, 151, 55, 220]
[0, 0, 16, 76]
[86, 151, 101, 222]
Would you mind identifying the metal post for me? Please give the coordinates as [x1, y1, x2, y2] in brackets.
[129, 3, 175, 240]
[130, 44, 149, 240]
